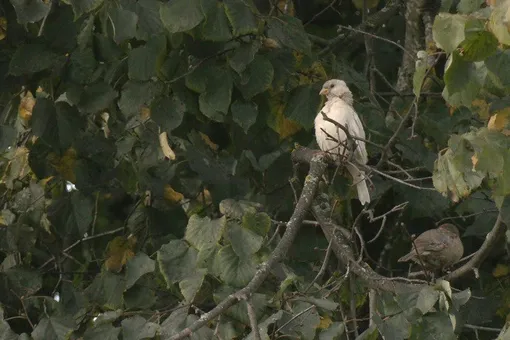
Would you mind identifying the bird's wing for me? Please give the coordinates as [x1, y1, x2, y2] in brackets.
[414, 230, 448, 253]
[315, 100, 349, 158]
[330, 101, 368, 164]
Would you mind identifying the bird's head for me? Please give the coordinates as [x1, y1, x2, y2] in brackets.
[319, 79, 353, 105]
[438, 223, 460, 236]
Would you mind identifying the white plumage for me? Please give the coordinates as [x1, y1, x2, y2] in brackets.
[314, 79, 371, 205]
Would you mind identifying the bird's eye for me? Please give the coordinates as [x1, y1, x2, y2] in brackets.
[330, 84, 335, 88]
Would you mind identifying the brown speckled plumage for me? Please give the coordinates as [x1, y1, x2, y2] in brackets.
[398, 223, 464, 272]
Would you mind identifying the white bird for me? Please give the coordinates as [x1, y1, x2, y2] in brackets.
[314, 79, 371, 205]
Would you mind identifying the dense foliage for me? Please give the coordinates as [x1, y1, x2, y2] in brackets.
[0, 0, 510, 339]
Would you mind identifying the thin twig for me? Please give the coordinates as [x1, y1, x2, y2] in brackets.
[168, 155, 328, 339]
[275, 305, 316, 334]
[444, 214, 506, 281]
[245, 297, 261, 340]
[304, 238, 334, 293]
[337, 24, 415, 59]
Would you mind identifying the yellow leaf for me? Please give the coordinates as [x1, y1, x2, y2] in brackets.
[471, 99, 490, 120]
[197, 188, 212, 206]
[1, 147, 30, 188]
[163, 184, 184, 203]
[471, 154, 479, 170]
[48, 148, 77, 183]
[493, 264, 510, 278]
[266, 94, 302, 140]
[277, 0, 295, 15]
[262, 38, 279, 49]
[159, 132, 176, 160]
[18, 90, 36, 124]
[199, 132, 219, 151]
[317, 316, 333, 329]
[105, 236, 136, 273]
[488, 108, 510, 135]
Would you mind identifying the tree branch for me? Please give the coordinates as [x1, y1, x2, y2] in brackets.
[319, 0, 402, 56]
[168, 154, 328, 339]
[444, 214, 507, 281]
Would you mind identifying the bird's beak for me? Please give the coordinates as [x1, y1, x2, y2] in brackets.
[319, 88, 329, 96]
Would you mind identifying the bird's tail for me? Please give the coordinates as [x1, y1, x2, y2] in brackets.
[398, 252, 414, 263]
[346, 164, 370, 205]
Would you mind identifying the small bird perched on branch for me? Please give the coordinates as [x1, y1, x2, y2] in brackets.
[398, 223, 464, 273]
[314, 79, 371, 205]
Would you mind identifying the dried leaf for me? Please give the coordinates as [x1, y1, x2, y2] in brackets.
[163, 184, 184, 203]
[199, 132, 219, 151]
[493, 263, 510, 278]
[159, 132, 176, 160]
[19, 90, 36, 124]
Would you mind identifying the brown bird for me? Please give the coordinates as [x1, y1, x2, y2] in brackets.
[398, 223, 464, 272]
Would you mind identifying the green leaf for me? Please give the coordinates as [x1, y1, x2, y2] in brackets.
[160, 0, 204, 33]
[486, 50, 510, 88]
[489, 1, 510, 45]
[416, 286, 440, 314]
[223, 0, 258, 36]
[85, 272, 125, 310]
[157, 239, 198, 284]
[443, 52, 486, 107]
[201, 2, 233, 41]
[10, 0, 50, 24]
[5, 267, 42, 297]
[277, 301, 321, 340]
[245, 311, 284, 340]
[31, 317, 76, 340]
[231, 100, 258, 133]
[284, 83, 322, 129]
[461, 30, 498, 62]
[150, 94, 186, 133]
[67, 48, 98, 84]
[216, 245, 257, 287]
[228, 41, 260, 74]
[124, 285, 156, 310]
[413, 51, 429, 98]
[32, 100, 85, 149]
[199, 70, 233, 121]
[236, 55, 274, 100]
[319, 322, 345, 340]
[0, 126, 16, 151]
[227, 221, 263, 260]
[69, 0, 105, 18]
[219, 198, 262, 220]
[121, 316, 159, 340]
[409, 313, 456, 340]
[118, 80, 164, 117]
[9, 44, 58, 76]
[125, 252, 155, 289]
[83, 323, 121, 340]
[123, 0, 164, 40]
[77, 15, 95, 50]
[242, 211, 271, 236]
[77, 82, 118, 113]
[128, 35, 167, 81]
[108, 8, 138, 44]
[267, 16, 312, 55]
[213, 286, 268, 325]
[47, 192, 94, 237]
[179, 269, 206, 303]
[433, 13, 467, 53]
[457, 0, 484, 14]
[185, 215, 226, 250]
